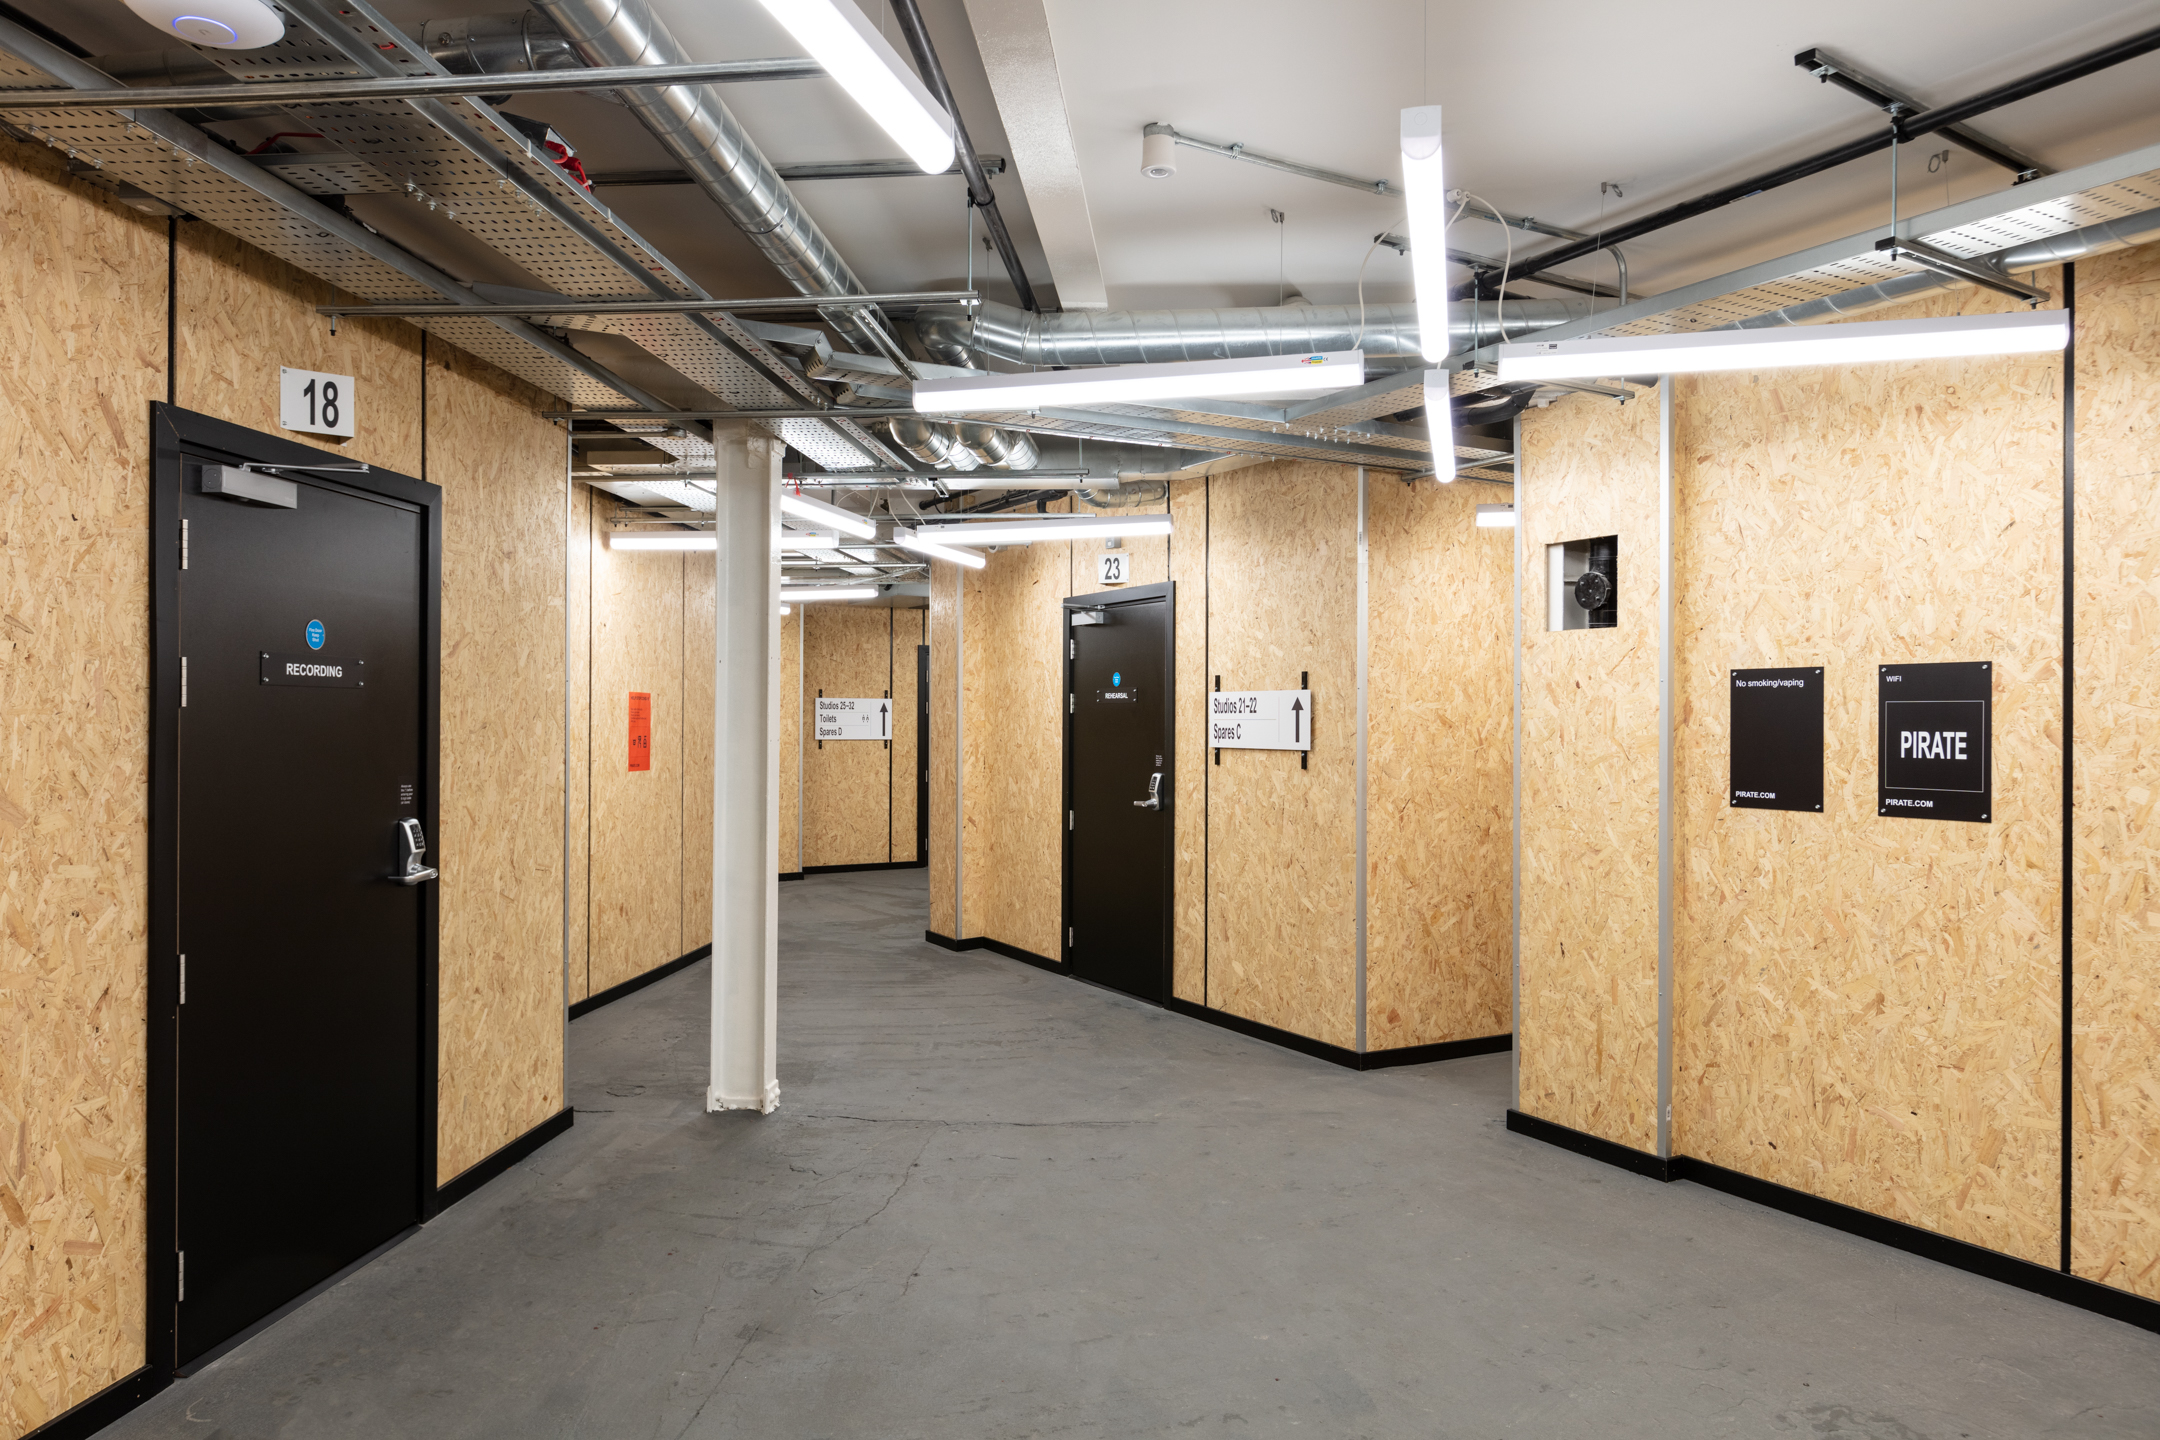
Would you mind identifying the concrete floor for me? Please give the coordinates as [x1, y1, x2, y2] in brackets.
[107, 869, 2160, 1439]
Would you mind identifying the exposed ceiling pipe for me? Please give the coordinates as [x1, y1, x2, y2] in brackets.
[884, 0, 1041, 314]
[887, 417, 980, 472]
[956, 423, 1040, 471]
[914, 297, 1597, 368]
[526, 0, 902, 360]
[1515, 23, 2160, 283]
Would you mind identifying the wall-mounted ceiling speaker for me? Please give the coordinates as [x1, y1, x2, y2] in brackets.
[124, 0, 284, 48]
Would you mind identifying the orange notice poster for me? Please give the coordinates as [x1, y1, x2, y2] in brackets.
[628, 691, 652, 772]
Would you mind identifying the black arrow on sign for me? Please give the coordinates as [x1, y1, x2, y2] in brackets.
[879, 701, 889, 738]
[1291, 695, 1304, 744]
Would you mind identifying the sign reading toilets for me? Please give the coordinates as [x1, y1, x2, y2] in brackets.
[1877, 661, 1991, 823]
[816, 697, 891, 741]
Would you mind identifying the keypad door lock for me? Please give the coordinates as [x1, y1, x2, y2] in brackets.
[1133, 772, 1163, 811]
[394, 817, 438, 885]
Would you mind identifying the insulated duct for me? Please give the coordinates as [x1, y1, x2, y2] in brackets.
[526, 0, 891, 354]
[914, 297, 1597, 368]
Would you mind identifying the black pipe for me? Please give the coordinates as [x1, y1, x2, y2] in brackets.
[885, 0, 1042, 314]
[1520, 24, 2160, 282]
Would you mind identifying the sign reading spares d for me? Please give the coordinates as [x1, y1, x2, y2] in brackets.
[628, 691, 652, 772]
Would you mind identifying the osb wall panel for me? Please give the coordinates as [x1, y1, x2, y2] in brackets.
[2070, 241, 2160, 1297]
[175, 223, 421, 477]
[1170, 476, 1208, 1003]
[1671, 283, 2064, 1265]
[585, 498, 685, 994]
[802, 605, 896, 868]
[426, 348, 565, 1184]
[779, 607, 801, 875]
[962, 528, 1068, 961]
[1070, 488, 1170, 597]
[1518, 392, 1661, 1150]
[683, 553, 715, 952]
[567, 485, 592, 1001]
[1366, 475, 1515, 1051]
[890, 609, 926, 864]
[0, 136, 164, 1437]
[1204, 462, 1359, 1049]
[929, 564, 958, 937]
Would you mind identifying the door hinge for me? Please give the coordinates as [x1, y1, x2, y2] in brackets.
[1068, 693, 1074, 714]
[1068, 810, 1074, 831]
[180, 656, 188, 709]
[1068, 927, 1075, 948]
[177, 1250, 185, 1301]
[1068, 638, 1075, 660]
[180, 518, 189, 570]
[178, 954, 186, 1004]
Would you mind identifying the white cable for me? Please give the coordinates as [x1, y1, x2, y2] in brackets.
[1456, 191, 1513, 343]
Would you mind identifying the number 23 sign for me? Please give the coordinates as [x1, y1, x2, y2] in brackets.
[280, 366, 356, 439]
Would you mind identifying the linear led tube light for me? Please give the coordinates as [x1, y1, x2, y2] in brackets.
[611, 532, 715, 550]
[779, 490, 880, 539]
[1401, 106, 1448, 364]
[1424, 368, 1456, 483]
[1475, 504, 1516, 528]
[751, 0, 955, 173]
[779, 604, 793, 615]
[780, 585, 880, 601]
[894, 529, 987, 568]
[778, 530, 838, 550]
[912, 351, 1364, 413]
[1497, 309, 2069, 382]
[916, 516, 1172, 545]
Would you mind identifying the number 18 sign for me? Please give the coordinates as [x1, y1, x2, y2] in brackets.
[280, 366, 356, 439]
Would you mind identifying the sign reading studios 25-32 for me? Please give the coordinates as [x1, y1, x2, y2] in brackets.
[1878, 661, 1992, 823]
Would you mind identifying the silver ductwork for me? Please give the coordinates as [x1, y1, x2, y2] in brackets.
[957, 423, 1039, 471]
[526, 0, 886, 352]
[915, 298, 1598, 368]
[419, 13, 584, 76]
[887, 418, 980, 472]
[1997, 203, 2160, 269]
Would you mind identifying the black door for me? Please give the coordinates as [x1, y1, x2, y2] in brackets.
[151, 406, 439, 1370]
[1063, 583, 1174, 1001]
[916, 643, 930, 861]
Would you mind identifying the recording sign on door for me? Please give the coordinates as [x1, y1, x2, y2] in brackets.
[816, 697, 891, 740]
[1210, 689, 1311, 751]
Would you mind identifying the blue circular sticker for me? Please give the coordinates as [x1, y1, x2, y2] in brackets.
[1112, 671, 1122, 686]
[306, 619, 325, 650]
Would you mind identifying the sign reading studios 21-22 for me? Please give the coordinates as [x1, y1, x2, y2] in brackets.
[1878, 661, 1992, 823]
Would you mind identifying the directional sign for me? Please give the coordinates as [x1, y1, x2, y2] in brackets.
[1209, 689, 1311, 751]
[815, 696, 891, 741]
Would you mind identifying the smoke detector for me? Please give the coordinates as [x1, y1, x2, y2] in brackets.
[124, 0, 284, 48]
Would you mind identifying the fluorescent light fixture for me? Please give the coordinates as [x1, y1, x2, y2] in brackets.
[750, 0, 956, 174]
[1425, 368, 1456, 483]
[778, 530, 838, 550]
[895, 529, 987, 569]
[916, 516, 1172, 546]
[913, 352, 1363, 414]
[610, 532, 715, 550]
[1497, 309, 2069, 382]
[779, 491, 879, 540]
[1476, 504, 1516, 528]
[1401, 106, 1448, 364]
[781, 585, 879, 602]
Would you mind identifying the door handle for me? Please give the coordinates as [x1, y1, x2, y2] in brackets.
[394, 817, 438, 885]
[1133, 772, 1163, 811]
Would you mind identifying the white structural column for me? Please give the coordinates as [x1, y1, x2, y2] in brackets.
[709, 425, 782, 1114]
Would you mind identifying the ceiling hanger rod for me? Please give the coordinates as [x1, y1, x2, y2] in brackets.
[0, 57, 823, 110]
[1513, 22, 2160, 282]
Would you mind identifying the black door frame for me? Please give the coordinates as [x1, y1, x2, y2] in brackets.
[915, 643, 930, 863]
[1060, 581, 1175, 998]
[147, 402, 442, 1374]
